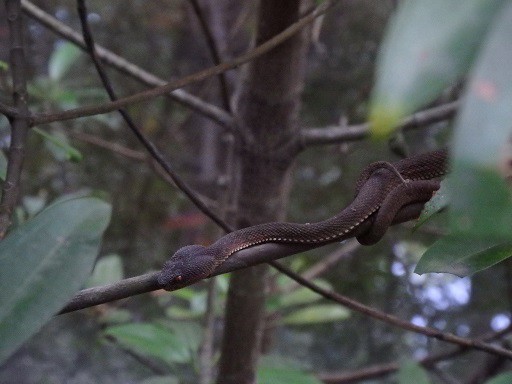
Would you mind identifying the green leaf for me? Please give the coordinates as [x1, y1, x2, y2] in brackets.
[0, 151, 7, 181]
[161, 321, 202, 355]
[414, 181, 449, 230]
[415, 235, 512, 276]
[257, 366, 322, 384]
[485, 372, 512, 384]
[451, 2, 512, 167]
[165, 305, 204, 320]
[48, 42, 82, 81]
[86, 254, 124, 288]
[268, 279, 330, 311]
[370, 0, 506, 136]
[140, 376, 179, 384]
[448, 165, 512, 240]
[447, 3, 512, 245]
[33, 128, 83, 163]
[0, 197, 112, 364]
[397, 361, 431, 384]
[281, 304, 350, 325]
[104, 323, 191, 365]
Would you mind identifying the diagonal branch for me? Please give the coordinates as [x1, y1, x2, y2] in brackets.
[0, 101, 19, 118]
[188, 0, 232, 112]
[317, 325, 512, 383]
[59, 206, 512, 360]
[20, 0, 234, 129]
[75, 0, 229, 232]
[29, 0, 334, 126]
[300, 100, 458, 147]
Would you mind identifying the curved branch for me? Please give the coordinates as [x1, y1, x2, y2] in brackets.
[59, 203, 512, 360]
[317, 325, 512, 383]
[20, 0, 234, 129]
[301, 101, 459, 147]
[29, 0, 334, 126]
[188, 0, 232, 112]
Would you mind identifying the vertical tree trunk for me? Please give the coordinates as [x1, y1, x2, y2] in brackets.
[216, 1, 308, 383]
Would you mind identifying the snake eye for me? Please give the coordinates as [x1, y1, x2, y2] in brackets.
[175, 275, 182, 282]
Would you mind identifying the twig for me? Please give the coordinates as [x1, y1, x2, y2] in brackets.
[317, 325, 512, 384]
[70, 131, 146, 161]
[0, 1, 31, 237]
[270, 261, 512, 360]
[300, 101, 458, 147]
[20, 0, 234, 129]
[30, 0, 334, 126]
[188, 0, 232, 112]
[76, 0, 229, 231]
[0, 101, 19, 118]
[276, 239, 360, 295]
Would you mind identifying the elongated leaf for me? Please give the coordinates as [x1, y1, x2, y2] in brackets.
[0, 197, 111, 364]
[415, 235, 512, 276]
[33, 128, 83, 163]
[268, 279, 330, 312]
[86, 254, 123, 288]
[281, 304, 350, 325]
[370, 0, 505, 136]
[397, 361, 431, 384]
[448, 165, 512, 240]
[141, 377, 179, 384]
[414, 181, 449, 229]
[257, 367, 322, 384]
[447, 2, 512, 244]
[451, 2, 512, 167]
[105, 323, 191, 365]
[485, 373, 512, 384]
[49, 42, 81, 81]
[0, 151, 7, 181]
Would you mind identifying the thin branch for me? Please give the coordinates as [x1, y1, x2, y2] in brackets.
[29, 0, 334, 126]
[301, 101, 459, 147]
[76, 0, 229, 232]
[188, 0, 232, 112]
[317, 325, 512, 384]
[277, 239, 360, 295]
[60, 214, 512, 361]
[70, 131, 146, 161]
[0, 101, 19, 118]
[20, 0, 234, 129]
[0, 0, 31, 237]
[269, 261, 512, 360]
[60, 202, 426, 313]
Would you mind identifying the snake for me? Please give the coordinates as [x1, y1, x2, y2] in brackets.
[158, 149, 448, 289]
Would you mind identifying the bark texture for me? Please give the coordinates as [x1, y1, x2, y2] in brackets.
[216, 1, 308, 383]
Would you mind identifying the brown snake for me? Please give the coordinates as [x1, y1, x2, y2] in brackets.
[159, 149, 448, 289]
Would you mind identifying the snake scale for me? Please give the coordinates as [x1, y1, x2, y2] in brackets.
[159, 149, 448, 289]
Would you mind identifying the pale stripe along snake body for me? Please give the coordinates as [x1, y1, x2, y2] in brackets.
[159, 149, 448, 289]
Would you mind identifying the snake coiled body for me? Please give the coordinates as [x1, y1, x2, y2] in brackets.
[159, 150, 448, 289]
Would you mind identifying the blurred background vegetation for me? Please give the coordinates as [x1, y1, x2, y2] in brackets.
[0, 1, 510, 383]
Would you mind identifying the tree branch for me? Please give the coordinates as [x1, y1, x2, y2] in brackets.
[317, 325, 512, 383]
[0, 101, 19, 118]
[29, 0, 334, 126]
[0, 0, 31, 237]
[188, 0, 232, 112]
[59, 204, 512, 360]
[20, 0, 234, 130]
[76, 0, 231, 232]
[300, 101, 458, 147]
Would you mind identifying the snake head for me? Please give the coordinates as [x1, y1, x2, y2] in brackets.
[158, 245, 214, 290]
